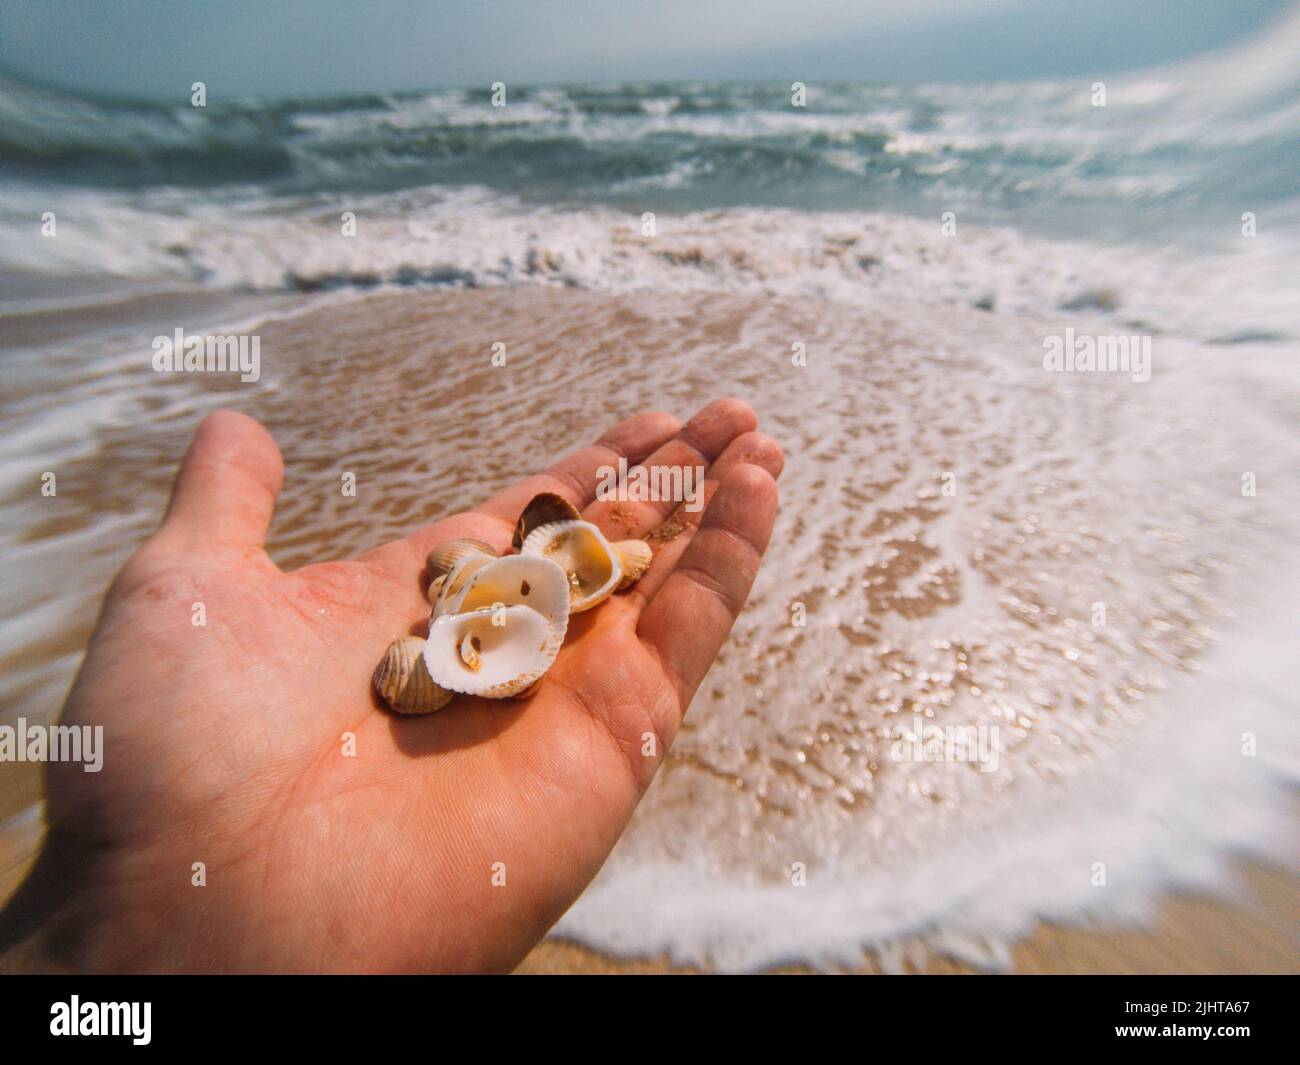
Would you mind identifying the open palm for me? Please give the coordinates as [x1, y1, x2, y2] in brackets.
[2, 399, 782, 972]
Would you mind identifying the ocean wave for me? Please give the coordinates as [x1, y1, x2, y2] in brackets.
[2, 180, 1295, 345]
[2, 8, 1297, 229]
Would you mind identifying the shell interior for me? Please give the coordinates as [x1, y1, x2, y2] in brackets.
[433, 552, 495, 617]
[513, 492, 582, 551]
[439, 554, 570, 640]
[522, 520, 623, 612]
[423, 605, 558, 697]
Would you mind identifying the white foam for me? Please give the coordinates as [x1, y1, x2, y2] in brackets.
[557, 570, 1300, 971]
[4, 184, 1294, 345]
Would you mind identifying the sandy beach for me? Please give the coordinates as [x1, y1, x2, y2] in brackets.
[3, 283, 1296, 971]
[522, 860, 1300, 974]
[519, 860, 1300, 974]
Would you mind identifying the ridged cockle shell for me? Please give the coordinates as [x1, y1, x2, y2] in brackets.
[512, 492, 581, 551]
[423, 605, 560, 698]
[425, 574, 446, 605]
[426, 538, 496, 580]
[434, 551, 495, 615]
[437, 553, 570, 644]
[373, 635, 454, 714]
[613, 539, 653, 588]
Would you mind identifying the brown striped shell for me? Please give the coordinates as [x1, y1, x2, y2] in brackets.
[613, 539, 653, 588]
[512, 492, 581, 551]
[373, 635, 454, 714]
[425, 538, 496, 581]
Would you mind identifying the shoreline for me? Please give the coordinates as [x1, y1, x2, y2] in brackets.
[520, 860, 1299, 974]
[2, 285, 1296, 972]
[4, 800, 1293, 973]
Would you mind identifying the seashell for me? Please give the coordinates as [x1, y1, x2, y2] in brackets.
[439, 554, 570, 643]
[426, 538, 496, 580]
[521, 520, 623, 613]
[425, 573, 446, 606]
[424, 605, 560, 698]
[512, 492, 581, 551]
[613, 539, 653, 588]
[373, 635, 454, 715]
[459, 630, 483, 672]
[432, 551, 496, 617]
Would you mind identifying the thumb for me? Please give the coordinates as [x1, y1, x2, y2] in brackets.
[153, 409, 284, 554]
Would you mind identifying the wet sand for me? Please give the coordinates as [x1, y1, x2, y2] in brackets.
[2, 285, 1296, 971]
[519, 861, 1300, 974]
[521, 861, 1300, 974]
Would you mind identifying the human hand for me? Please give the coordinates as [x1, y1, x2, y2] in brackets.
[1, 398, 782, 972]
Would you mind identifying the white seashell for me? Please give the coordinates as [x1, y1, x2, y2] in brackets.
[432, 551, 495, 617]
[423, 605, 560, 698]
[439, 553, 571, 642]
[459, 630, 483, 671]
[613, 539, 653, 588]
[425, 573, 446, 606]
[521, 520, 623, 613]
[373, 636, 454, 714]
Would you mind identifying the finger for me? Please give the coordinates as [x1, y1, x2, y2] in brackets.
[151, 409, 284, 554]
[582, 397, 758, 540]
[637, 463, 778, 717]
[400, 410, 681, 562]
[625, 430, 784, 608]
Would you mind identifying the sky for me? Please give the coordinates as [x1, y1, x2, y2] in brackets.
[0, 0, 1291, 100]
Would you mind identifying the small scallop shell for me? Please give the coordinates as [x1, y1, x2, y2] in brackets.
[426, 538, 496, 580]
[613, 539, 653, 588]
[512, 492, 581, 551]
[521, 520, 623, 613]
[423, 605, 559, 698]
[373, 636, 454, 714]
